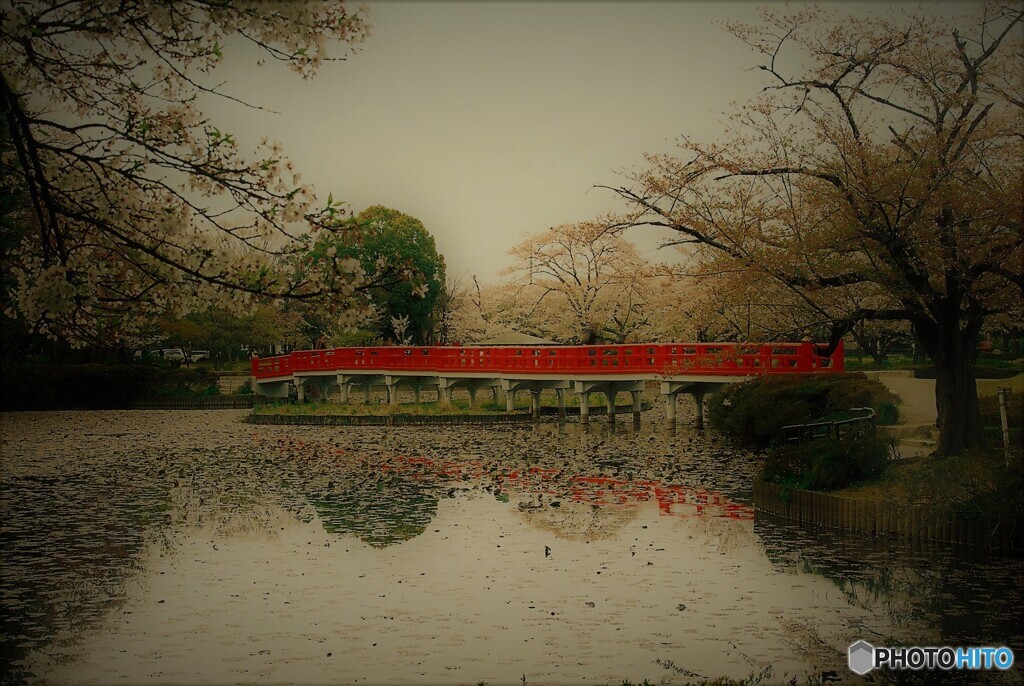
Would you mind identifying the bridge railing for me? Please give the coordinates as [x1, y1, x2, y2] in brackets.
[251, 340, 844, 379]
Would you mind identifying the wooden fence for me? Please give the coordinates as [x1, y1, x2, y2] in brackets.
[753, 480, 1022, 550]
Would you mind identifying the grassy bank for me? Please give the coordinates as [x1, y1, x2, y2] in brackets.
[253, 400, 515, 416]
[845, 353, 1023, 378]
[252, 392, 630, 417]
[836, 449, 1023, 532]
[716, 373, 1023, 535]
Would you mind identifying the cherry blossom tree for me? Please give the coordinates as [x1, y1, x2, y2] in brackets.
[505, 219, 655, 344]
[603, 4, 1023, 455]
[0, 1, 391, 346]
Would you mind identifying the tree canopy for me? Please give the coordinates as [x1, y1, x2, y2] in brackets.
[504, 219, 653, 344]
[300, 205, 445, 345]
[0, 1, 390, 346]
[603, 4, 1023, 454]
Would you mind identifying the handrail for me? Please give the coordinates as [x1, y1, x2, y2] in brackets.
[252, 340, 845, 379]
[781, 406, 876, 446]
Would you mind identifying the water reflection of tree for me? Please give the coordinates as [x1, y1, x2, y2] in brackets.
[307, 477, 440, 548]
[516, 498, 638, 541]
[755, 517, 1024, 660]
[0, 466, 171, 685]
[255, 428, 760, 547]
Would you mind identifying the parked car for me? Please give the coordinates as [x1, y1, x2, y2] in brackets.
[162, 348, 186, 364]
[189, 350, 211, 363]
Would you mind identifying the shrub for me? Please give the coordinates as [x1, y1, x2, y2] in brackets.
[708, 373, 898, 449]
[762, 435, 891, 491]
[875, 402, 900, 426]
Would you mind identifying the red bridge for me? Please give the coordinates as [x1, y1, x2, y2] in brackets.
[251, 341, 843, 426]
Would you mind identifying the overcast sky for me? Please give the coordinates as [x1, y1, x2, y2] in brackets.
[210, 1, 976, 283]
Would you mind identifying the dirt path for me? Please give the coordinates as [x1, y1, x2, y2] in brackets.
[864, 371, 936, 426]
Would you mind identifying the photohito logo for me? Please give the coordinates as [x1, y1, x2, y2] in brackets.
[848, 641, 1014, 675]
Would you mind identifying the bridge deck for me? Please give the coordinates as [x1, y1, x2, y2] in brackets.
[251, 341, 843, 380]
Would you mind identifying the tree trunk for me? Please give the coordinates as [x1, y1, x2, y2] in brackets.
[924, 323, 984, 456]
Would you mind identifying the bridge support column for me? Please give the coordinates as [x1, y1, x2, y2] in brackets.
[503, 378, 569, 418]
[442, 385, 452, 405]
[388, 384, 399, 406]
[506, 390, 515, 413]
[631, 390, 642, 423]
[363, 383, 372, 405]
[413, 385, 421, 404]
[606, 392, 616, 422]
[296, 383, 305, 403]
[557, 389, 566, 419]
[492, 387, 501, 405]
[339, 383, 349, 404]
[469, 387, 479, 408]
[661, 380, 718, 429]
[580, 391, 590, 425]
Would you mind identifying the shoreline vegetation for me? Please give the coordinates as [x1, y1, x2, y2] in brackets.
[715, 374, 1024, 550]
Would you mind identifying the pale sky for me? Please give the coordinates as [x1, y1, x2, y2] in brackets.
[209, 1, 976, 283]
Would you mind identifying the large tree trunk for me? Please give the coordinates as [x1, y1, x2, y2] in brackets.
[919, 317, 984, 456]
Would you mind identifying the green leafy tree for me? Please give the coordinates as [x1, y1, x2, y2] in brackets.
[302, 205, 445, 345]
[158, 304, 297, 363]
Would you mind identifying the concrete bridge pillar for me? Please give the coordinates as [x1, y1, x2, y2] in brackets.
[492, 386, 501, 405]
[661, 380, 716, 429]
[531, 391, 540, 419]
[388, 383, 399, 406]
[442, 385, 453, 405]
[606, 391, 617, 422]
[413, 385, 422, 404]
[556, 389, 566, 419]
[339, 383, 349, 404]
[631, 390, 642, 423]
[469, 387, 479, 408]
[580, 391, 591, 425]
[363, 383, 372, 405]
[506, 389, 515, 413]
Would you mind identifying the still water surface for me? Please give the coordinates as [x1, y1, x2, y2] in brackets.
[1, 410, 1020, 684]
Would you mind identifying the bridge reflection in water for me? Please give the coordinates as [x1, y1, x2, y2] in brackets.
[252, 341, 844, 427]
[257, 431, 754, 549]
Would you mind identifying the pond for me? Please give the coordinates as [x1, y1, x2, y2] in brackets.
[1, 410, 1020, 685]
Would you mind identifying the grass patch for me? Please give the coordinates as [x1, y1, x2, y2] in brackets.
[845, 353, 1023, 377]
[254, 400, 519, 416]
[253, 392, 621, 416]
[837, 447, 1023, 529]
